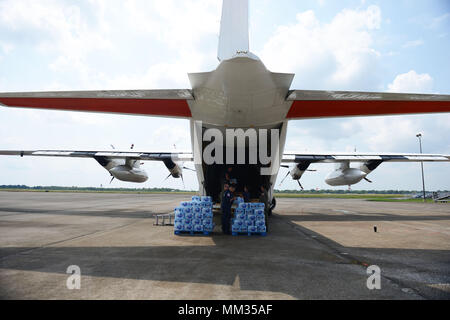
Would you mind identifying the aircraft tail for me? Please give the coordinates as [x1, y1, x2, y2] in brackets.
[218, 0, 250, 61]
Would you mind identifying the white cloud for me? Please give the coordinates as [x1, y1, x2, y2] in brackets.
[0, 42, 14, 62]
[0, 0, 220, 90]
[387, 70, 434, 93]
[402, 39, 424, 48]
[0, 42, 14, 54]
[258, 5, 382, 90]
[1, 1, 449, 191]
[429, 12, 450, 29]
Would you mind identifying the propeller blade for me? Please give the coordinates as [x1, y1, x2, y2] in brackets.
[297, 180, 304, 190]
[164, 173, 172, 181]
[110, 176, 115, 184]
[110, 144, 115, 150]
[280, 165, 290, 169]
[183, 166, 196, 172]
[279, 171, 290, 186]
[364, 177, 373, 183]
[181, 175, 185, 190]
[306, 169, 317, 172]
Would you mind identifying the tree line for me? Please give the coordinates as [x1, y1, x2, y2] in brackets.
[1, 185, 447, 194]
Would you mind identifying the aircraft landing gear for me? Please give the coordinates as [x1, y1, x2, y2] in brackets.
[269, 197, 276, 216]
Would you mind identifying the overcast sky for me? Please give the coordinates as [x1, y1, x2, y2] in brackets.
[0, 0, 449, 191]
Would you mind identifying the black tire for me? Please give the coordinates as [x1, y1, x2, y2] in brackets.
[270, 197, 276, 211]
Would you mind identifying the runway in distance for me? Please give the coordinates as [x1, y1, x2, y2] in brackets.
[1, 0, 449, 210]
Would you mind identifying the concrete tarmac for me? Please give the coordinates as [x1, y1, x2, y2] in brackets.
[0, 191, 449, 300]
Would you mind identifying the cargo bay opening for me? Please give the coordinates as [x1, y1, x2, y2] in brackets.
[199, 124, 282, 203]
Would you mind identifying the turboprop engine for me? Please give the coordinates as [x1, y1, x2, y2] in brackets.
[280, 162, 316, 190]
[325, 167, 367, 186]
[109, 165, 148, 183]
[161, 157, 196, 188]
[94, 156, 148, 183]
[325, 160, 383, 187]
[163, 158, 183, 179]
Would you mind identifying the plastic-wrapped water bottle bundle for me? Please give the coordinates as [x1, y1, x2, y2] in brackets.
[231, 202, 267, 235]
[174, 196, 215, 235]
[233, 197, 244, 206]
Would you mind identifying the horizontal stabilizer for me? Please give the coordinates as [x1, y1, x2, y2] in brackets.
[0, 89, 194, 118]
[286, 90, 450, 119]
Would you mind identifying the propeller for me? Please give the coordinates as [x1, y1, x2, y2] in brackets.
[364, 177, 373, 183]
[164, 172, 186, 190]
[183, 166, 196, 172]
[110, 176, 115, 184]
[279, 165, 316, 187]
[279, 170, 291, 186]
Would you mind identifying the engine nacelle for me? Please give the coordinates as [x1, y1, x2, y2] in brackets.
[94, 156, 148, 183]
[289, 166, 304, 180]
[325, 168, 366, 186]
[109, 165, 148, 183]
[169, 164, 183, 178]
[163, 158, 183, 179]
[290, 162, 311, 180]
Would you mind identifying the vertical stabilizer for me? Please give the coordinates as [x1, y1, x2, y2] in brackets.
[218, 0, 250, 61]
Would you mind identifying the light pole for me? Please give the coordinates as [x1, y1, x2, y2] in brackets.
[416, 133, 426, 202]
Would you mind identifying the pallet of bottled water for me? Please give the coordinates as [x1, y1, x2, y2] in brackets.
[174, 196, 215, 236]
[232, 202, 267, 236]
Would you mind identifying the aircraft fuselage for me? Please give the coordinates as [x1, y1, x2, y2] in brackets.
[187, 54, 292, 203]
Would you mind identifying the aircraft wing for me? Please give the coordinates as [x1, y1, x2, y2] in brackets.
[0, 89, 193, 118]
[0, 150, 194, 162]
[286, 90, 450, 119]
[282, 152, 450, 163]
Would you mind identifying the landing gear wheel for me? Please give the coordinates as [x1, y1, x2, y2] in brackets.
[269, 197, 276, 216]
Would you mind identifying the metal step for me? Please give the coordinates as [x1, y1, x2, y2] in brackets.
[154, 212, 174, 226]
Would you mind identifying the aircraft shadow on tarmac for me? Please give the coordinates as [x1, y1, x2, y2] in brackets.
[0, 207, 157, 219]
[2, 206, 449, 223]
[285, 213, 450, 222]
[0, 213, 449, 300]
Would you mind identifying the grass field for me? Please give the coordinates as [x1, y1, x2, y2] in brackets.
[0, 188, 441, 203]
[273, 193, 441, 202]
[273, 193, 403, 199]
[0, 189, 196, 195]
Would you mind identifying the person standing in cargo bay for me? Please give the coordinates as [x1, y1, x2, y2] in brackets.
[259, 185, 270, 231]
[221, 184, 235, 235]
